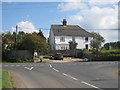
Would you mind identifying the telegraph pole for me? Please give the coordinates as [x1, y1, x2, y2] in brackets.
[15, 25, 18, 55]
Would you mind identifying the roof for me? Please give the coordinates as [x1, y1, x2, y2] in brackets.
[51, 25, 92, 37]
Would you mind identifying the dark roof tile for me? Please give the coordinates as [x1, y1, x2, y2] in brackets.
[51, 25, 92, 37]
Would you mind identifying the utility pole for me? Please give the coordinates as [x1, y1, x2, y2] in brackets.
[15, 25, 18, 55]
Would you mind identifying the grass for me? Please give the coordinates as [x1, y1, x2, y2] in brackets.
[119, 71, 120, 76]
[99, 49, 120, 53]
[1, 70, 14, 88]
[0, 70, 2, 89]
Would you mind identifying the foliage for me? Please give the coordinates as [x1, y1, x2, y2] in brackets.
[2, 32, 15, 52]
[2, 31, 49, 54]
[69, 41, 78, 50]
[19, 33, 48, 53]
[90, 32, 105, 50]
[85, 53, 120, 61]
[104, 41, 120, 50]
[119, 71, 120, 76]
[83, 49, 92, 54]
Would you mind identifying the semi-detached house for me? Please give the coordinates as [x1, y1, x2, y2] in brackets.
[49, 19, 93, 50]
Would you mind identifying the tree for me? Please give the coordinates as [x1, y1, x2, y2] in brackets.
[37, 29, 45, 38]
[104, 41, 120, 50]
[90, 32, 105, 50]
[19, 33, 48, 53]
[69, 41, 78, 50]
[2, 31, 49, 57]
[2, 32, 15, 52]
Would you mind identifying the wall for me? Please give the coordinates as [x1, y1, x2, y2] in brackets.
[76, 37, 93, 49]
[54, 36, 93, 50]
[8, 50, 33, 59]
[49, 30, 55, 50]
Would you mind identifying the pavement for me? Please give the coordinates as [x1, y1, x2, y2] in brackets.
[2, 61, 119, 89]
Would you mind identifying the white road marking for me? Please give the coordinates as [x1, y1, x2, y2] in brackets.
[10, 65, 15, 67]
[81, 81, 102, 90]
[16, 65, 20, 67]
[50, 64, 52, 68]
[62, 73, 78, 81]
[52, 68, 59, 72]
[30, 67, 34, 70]
[25, 67, 34, 70]
[28, 65, 33, 66]
[22, 65, 26, 66]
[4, 65, 8, 67]
[34, 65, 39, 66]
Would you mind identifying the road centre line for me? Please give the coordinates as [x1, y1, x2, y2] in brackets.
[81, 81, 102, 90]
[62, 73, 78, 81]
[52, 68, 59, 72]
[22, 65, 26, 66]
[34, 65, 39, 66]
[50, 64, 52, 68]
[10, 65, 15, 66]
[4, 65, 8, 67]
[16, 65, 20, 66]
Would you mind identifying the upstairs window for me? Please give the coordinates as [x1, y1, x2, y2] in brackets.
[72, 37, 75, 42]
[85, 37, 88, 42]
[60, 37, 65, 42]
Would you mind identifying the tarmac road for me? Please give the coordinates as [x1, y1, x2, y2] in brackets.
[2, 61, 118, 89]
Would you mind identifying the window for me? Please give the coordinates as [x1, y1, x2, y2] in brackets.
[72, 37, 75, 42]
[85, 44, 88, 49]
[85, 37, 88, 42]
[60, 37, 65, 42]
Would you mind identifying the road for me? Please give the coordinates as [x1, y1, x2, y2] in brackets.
[2, 61, 118, 89]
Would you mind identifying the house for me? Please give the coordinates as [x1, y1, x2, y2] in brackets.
[49, 19, 93, 50]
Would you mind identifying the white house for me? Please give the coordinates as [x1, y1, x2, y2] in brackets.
[49, 19, 93, 50]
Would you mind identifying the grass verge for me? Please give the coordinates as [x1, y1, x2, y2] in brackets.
[118, 71, 120, 76]
[1, 70, 14, 88]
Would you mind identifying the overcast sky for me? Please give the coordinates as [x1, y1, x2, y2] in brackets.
[1, 0, 119, 43]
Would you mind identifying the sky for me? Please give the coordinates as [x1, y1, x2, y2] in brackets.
[1, 0, 119, 44]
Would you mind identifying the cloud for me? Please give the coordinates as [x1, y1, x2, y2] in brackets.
[11, 21, 39, 33]
[58, 0, 88, 11]
[58, 1, 118, 43]
[88, 0, 119, 5]
[69, 15, 83, 24]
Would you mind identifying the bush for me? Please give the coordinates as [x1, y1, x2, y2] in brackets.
[83, 49, 92, 54]
[85, 53, 120, 61]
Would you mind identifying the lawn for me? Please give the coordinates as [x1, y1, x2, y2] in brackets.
[0, 70, 14, 88]
[99, 49, 120, 53]
[118, 71, 120, 76]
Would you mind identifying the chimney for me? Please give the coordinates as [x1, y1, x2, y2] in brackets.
[63, 19, 67, 26]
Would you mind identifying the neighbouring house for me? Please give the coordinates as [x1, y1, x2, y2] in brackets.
[49, 19, 93, 50]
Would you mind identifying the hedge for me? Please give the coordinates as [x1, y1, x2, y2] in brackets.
[85, 54, 120, 61]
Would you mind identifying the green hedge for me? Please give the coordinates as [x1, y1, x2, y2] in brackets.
[85, 54, 120, 61]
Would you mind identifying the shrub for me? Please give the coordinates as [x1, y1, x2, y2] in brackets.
[83, 49, 92, 54]
[86, 53, 120, 61]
